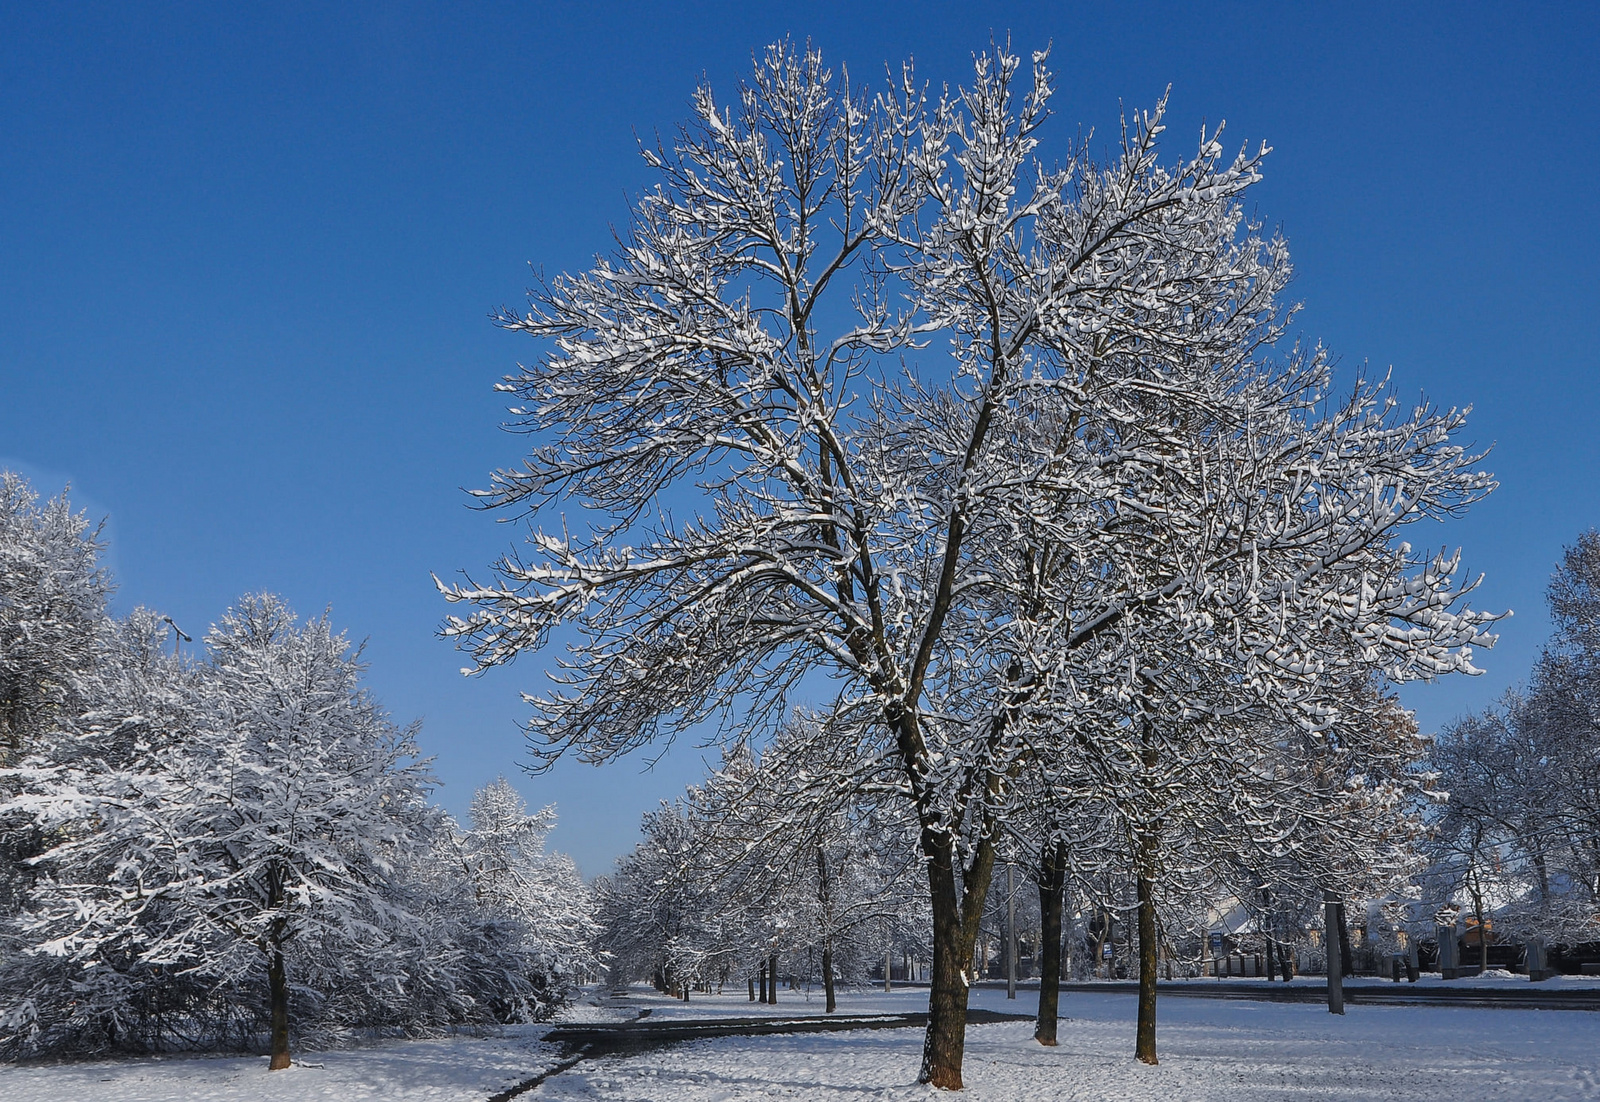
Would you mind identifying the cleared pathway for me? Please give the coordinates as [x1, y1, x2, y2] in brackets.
[542, 1006, 1035, 1054]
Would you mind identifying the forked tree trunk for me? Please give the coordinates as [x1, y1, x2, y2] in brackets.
[1135, 868, 1159, 1064]
[1324, 893, 1345, 1015]
[267, 949, 291, 1070]
[1034, 839, 1066, 1046]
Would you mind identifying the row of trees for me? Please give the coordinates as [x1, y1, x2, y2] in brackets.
[1427, 531, 1600, 965]
[0, 473, 596, 1066]
[598, 688, 1429, 997]
[443, 40, 1498, 1087]
[596, 715, 929, 1009]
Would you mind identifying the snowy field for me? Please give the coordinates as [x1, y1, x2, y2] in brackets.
[5, 983, 1599, 1101]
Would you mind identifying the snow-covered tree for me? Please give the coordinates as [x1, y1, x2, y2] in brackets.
[948, 149, 1497, 1051]
[0, 474, 114, 925]
[595, 801, 719, 997]
[443, 41, 1496, 1087]
[0, 607, 202, 1059]
[451, 777, 599, 1010]
[5, 594, 436, 1068]
[0, 473, 112, 765]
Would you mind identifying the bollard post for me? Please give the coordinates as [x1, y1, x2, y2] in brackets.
[1436, 923, 1459, 980]
[1528, 937, 1552, 982]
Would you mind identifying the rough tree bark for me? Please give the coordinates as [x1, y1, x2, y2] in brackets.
[1034, 839, 1066, 1046]
[918, 820, 998, 1090]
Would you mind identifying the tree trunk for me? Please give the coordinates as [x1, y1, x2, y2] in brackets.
[817, 845, 837, 1012]
[749, 973, 756, 1001]
[267, 949, 291, 1070]
[1093, 909, 1112, 979]
[1135, 870, 1159, 1064]
[1477, 896, 1489, 974]
[922, 850, 970, 1090]
[1006, 863, 1017, 999]
[1324, 894, 1344, 1015]
[1034, 839, 1066, 1046]
[1533, 851, 1551, 905]
[1336, 902, 1354, 978]
[917, 822, 996, 1090]
[821, 940, 837, 1013]
[767, 953, 779, 1004]
[1261, 888, 1277, 981]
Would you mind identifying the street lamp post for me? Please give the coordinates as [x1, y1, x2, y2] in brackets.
[161, 616, 192, 658]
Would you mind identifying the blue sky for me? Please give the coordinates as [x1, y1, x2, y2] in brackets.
[3, 1, 1596, 878]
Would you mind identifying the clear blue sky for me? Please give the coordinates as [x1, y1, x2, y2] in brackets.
[3, 1, 1596, 878]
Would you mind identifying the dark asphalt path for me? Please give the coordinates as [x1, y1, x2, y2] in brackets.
[541, 1006, 1035, 1055]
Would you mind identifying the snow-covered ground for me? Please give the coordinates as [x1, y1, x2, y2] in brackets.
[0, 1025, 565, 1102]
[543, 986, 1600, 1101]
[4, 983, 1598, 1100]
